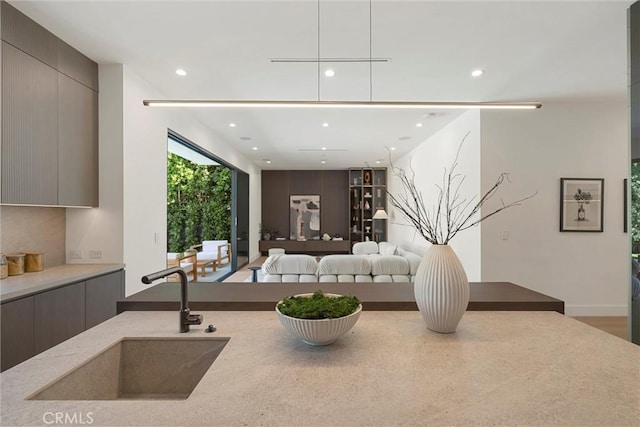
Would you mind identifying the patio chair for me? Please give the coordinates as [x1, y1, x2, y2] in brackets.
[166, 252, 197, 282]
[190, 240, 232, 267]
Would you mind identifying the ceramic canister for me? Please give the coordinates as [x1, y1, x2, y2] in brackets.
[6, 253, 25, 276]
[0, 254, 8, 279]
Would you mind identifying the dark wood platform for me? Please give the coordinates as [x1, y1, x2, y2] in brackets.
[117, 282, 564, 314]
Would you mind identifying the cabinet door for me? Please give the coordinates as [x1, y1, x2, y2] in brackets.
[34, 282, 85, 354]
[1, 42, 58, 205]
[1, 297, 35, 372]
[85, 270, 124, 329]
[58, 73, 98, 207]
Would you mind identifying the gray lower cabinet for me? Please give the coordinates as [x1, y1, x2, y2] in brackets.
[1, 296, 35, 372]
[34, 282, 86, 354]
[0, 269, 124, 372]
[85, 270, 124, 329]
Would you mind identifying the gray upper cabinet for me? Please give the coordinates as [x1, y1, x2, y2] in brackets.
[1, 1, 57, 69]
[57, 39, 98, 91]
[1, 42, 59, 205]
[1, 2, 99, 207]
[58, 73, 98, 207]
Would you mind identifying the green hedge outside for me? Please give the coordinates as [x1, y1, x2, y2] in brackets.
[167, 153, 232, 252]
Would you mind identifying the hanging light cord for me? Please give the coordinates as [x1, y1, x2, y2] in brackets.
[317, 0, 321, 102]
[369, 0, 373, 102]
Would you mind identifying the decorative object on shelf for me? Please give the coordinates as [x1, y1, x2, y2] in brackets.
[364, 201, 370, 209]
[275, 291, 362, 346]
[388, 131, 536, 333]
[364, 171, 372, 185]
[560, 178, 604, 232]
[290, 195, 320, 241]
[322, 233, 331, 241]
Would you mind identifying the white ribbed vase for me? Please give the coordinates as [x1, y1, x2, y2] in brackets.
[414, 245, 469, 333]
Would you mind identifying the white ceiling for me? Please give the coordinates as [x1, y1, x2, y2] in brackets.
[9, 0, 632, 169]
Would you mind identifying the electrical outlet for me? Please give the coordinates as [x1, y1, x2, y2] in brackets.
[88, 250, 102, 259]
[70, 250, 82, 259]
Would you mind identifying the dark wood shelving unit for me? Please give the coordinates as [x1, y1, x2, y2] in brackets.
[349, 167, 387, 247]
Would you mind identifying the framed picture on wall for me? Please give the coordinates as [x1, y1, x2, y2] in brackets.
[560, 178, 604, 232]
[290, 195, 320, 240]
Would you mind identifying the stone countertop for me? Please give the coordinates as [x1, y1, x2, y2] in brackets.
[0, 263, 125, 303]
[1, 310, 638, 426]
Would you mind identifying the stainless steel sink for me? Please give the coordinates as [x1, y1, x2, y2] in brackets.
[28, 337, 229, 400]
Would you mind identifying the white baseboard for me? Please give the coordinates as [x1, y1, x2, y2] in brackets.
[564, 305, 628, 317]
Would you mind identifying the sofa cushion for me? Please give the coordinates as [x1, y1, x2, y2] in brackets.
[318, 255, 372, 275]
[352, 241, 379, 255]
[378, 241, 398, 256]
[373, 274, 410, 283]
[370, 255, 409, 276]
[401, 252, 423, 275]
[262, 254, 318, 275]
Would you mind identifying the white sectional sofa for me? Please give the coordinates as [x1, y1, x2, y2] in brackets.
[261, 254, 318, 282]
[260, 242, 423, 283]
[318, 255, 372, 282]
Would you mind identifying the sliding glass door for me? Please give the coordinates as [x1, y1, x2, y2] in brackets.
[167, 130, 249, 281]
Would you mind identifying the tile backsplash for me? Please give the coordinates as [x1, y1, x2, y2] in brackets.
[0, 206, 66, 267]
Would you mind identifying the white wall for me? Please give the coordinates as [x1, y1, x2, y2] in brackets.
[66, 64, 124, 264]
[387, 111, 482, 281]
[122, 66, 262, 296]
[66, 65, 262, 296]
[480, 101, 628, 316]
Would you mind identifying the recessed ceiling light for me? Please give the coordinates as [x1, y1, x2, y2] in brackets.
[416, 123, 423, 128]
[265, 159, 271, 164]
[252, 147, 258, 151]
[321, 147, 327, 151]
[324, 69, 335, 77]
[375, 160, 381, 164]
[229, 123, 236, 127]
[471, 69, 484, 77]
[321, 160, 326, 164]
[175, 69, 187, 76]
[322, 122, 329, 127]
[390, 147, 396, 151]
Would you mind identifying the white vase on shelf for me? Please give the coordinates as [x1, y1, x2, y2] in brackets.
[414, 245, 469, 333]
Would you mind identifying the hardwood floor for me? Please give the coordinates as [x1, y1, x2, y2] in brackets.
[572, 316, 628, 340]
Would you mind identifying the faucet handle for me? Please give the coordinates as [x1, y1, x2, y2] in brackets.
[187, 313, 203, 325]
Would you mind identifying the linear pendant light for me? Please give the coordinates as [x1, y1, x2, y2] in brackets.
[144, 1, 541, 111]
[142, 100, 541, 109]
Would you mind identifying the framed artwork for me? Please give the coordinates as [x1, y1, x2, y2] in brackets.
[560, 178, 604, 232]
[289, 195, 320, 240]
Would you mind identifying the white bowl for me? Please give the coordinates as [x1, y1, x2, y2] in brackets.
[275, 293, 362, 346]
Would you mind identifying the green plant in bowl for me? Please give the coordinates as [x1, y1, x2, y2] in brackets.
[275, 290, 362, 346]
[277, 290, 360, 319]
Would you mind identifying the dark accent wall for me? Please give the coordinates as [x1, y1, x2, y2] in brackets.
[261, 170, 349, 239]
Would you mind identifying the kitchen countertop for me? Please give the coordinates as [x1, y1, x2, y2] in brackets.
[1, 310, 638, 426]
[0, 263, 125, 303]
